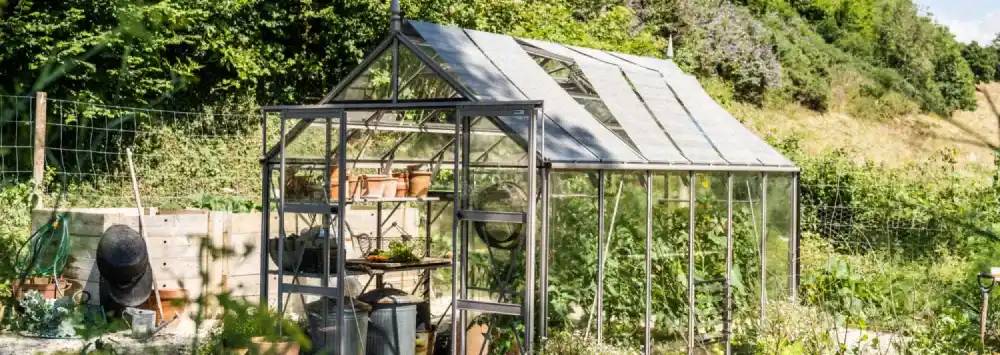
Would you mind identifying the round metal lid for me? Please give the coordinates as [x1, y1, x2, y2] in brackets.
[358, 288, 422, 306]
[306, 296, 372, 314]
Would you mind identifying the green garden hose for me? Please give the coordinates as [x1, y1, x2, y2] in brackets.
[15, 213, 72, 281]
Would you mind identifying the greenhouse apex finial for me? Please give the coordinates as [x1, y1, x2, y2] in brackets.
[667, 35, 674, 59]
[390, 0, 401, 32]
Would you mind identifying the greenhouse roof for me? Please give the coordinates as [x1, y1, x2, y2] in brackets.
[317, 20, 797, 172]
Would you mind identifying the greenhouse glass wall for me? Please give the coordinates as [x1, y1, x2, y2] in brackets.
[259, 14, 799, 355]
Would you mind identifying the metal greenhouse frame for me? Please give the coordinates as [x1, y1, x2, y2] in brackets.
[258, 3, 800, 355]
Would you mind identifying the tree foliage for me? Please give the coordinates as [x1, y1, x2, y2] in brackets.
[1, 0, 986, 116]
[962, 39, 1000, 83]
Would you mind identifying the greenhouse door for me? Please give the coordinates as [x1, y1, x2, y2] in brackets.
[452, 104, 539, 355]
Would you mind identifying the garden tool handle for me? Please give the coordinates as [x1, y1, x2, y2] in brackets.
[979, 272, 997, 345]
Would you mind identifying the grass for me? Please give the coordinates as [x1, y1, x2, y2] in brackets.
[732, 82, 999, 179]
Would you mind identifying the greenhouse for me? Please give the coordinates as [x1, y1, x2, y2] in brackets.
[259, 6, 799, 355]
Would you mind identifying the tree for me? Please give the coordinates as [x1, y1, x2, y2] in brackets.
[962, 41, 999, 83]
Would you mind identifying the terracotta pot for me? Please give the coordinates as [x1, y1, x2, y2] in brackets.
[416, 327, 435, 355]
[250, 336, 300, 355]
[229, 348, 249, 355]
[408, 171, 432, 198]
[393, 173, 409, 197]
[143, 288, 189, 322]
[14, 277, 70, 299]
[363, 175, 391, 198]
[466, 324, 489, 355]
[330, 174, 360, 201]
[382, 178, 398, 198]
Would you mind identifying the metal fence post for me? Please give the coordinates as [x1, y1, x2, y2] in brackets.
[32, 91, 47, 204]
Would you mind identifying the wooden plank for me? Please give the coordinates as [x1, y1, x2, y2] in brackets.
[226, 233, 262, 276]
[227, 212, 266, 235]
[32, 92, 46, 191]
[207, 211, 227, 295]
[76, 278, 208, 306]
[152, 259, 204, 280]
[65, 255, 204, 281]
[114, 213, 209, 238]
[68, 235, 203, 260]
[225, 274, 264, 297]
[63, 259, 100, 281]
[32, 209, 202, 237]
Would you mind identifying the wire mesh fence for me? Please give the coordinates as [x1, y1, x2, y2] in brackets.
[801, 182, 946, 255]
[0, 94, 977, 249]
[0, 95, 35, 180]
[1, 95, 267, 208]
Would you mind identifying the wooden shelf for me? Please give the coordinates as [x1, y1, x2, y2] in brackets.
[350, 196, 440, 203]
[346, 257, 450, 272]
[269, 257, 451, 278]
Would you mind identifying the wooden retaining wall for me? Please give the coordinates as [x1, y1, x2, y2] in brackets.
[31, 206, 421, 312]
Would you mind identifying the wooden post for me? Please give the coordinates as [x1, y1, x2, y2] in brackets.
[32, 92, 47, 204]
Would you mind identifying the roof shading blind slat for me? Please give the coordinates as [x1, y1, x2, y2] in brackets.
[566, 45, 728, 165]
[463, 29, 643, 163]
[523, 40, 688, 164]
[611, 52, 792, 166]
[409, 21, 598, 162]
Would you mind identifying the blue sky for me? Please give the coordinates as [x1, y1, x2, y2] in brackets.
[915, 0, 1000, 44]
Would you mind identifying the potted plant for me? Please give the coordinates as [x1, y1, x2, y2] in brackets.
[250, 335, 301, 355]
[16, 290, 77, 338]
[219, 295, 309, 355]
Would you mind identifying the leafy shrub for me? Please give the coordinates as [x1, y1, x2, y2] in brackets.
[962, 41, 1000, 83]
[737, 300, 837, 354]
[774, 134, 1000, 352]
[673, 0, 782, 105]
[215, 294, 310, 351]
[0, 182, 33, 298]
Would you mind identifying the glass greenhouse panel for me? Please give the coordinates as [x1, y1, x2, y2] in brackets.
[765, 174, 794, 302]
[334, 46, 393, 101]
[281, 121, 338, 160]
[466, 116, 526, 166]
[692, 173, 727, 352]
[464, 218, 526, 303]
[340, 129, 453, 163]
[650, 172, 690, 354]
[463, 311, 526, 355]
[731, 174, 763, 335]
[527, 52, 639, 152]
[544, 172, 599, 341]
[460, 114, 529, 303]
[336, 110, 454, 163]
[397, 41, 461, 100]
[601, 172, 648, 352]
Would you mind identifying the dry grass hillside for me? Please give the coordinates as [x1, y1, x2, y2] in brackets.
[738, 83, 1000, 178]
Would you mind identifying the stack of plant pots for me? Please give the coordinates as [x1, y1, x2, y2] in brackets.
[330, 167, 362, 201]
[393, 172, 409, 197]
[406, 165, 431, 198]
[362, 175, 393, 198]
